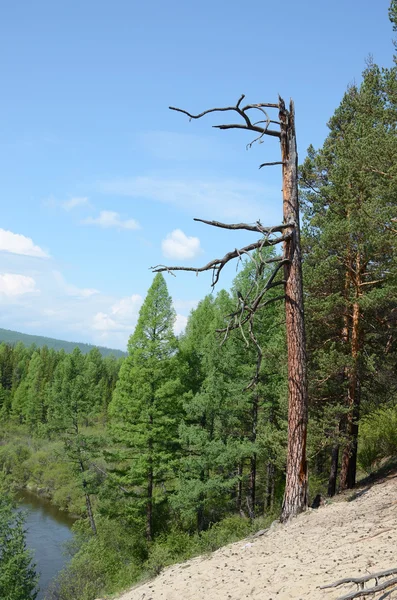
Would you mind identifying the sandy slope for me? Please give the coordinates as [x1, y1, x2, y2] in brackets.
[109, 473, 397, 600]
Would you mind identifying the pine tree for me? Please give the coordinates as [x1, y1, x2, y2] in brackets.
[109, 273, 181, 541]
[300, 60, 397, 491]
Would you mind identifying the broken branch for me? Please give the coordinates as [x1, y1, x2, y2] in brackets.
[259, 161, 285, 169]
[193, 218, 294, 234]
[152, 233, 290, 287]
[169, 94, 281, 147]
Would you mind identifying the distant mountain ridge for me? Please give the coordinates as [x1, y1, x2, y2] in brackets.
[0, 328, 126, 358]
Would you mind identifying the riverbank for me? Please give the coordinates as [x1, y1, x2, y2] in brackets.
[105, 471, 397, 600]
[0, 425, 90, 516]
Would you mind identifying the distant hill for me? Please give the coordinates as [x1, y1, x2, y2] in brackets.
[0, 328, 126, 358]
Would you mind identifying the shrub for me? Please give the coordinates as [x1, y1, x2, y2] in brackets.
[358, 406, 397, 472]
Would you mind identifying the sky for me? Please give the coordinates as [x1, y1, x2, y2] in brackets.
[0, 0, 395, 350]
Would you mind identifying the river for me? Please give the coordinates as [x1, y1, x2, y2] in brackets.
[18, 489, 75, 600]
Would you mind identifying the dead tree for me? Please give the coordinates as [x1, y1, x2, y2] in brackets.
[152, 94, 308, 522]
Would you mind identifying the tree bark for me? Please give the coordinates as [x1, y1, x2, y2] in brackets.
[236, 462, 243, 515]
[146, 409, 154, 541]
[78, 457, 97, 535]
[146, 459, 153, 541]
[340, 298, 361, 490]
[280, 99, 309, 522]
[266, 461, 275, 510]
[327, 444, 339, 497]
[248, 392, 259, 518]
[84, 491, 97, 535]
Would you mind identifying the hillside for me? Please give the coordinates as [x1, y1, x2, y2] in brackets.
[0, 328, 126, 358]
[107, 471, 397, 600]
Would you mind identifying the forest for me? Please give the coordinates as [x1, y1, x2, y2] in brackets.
[1, 5, 397, 600]
[0, 328, 126, 358]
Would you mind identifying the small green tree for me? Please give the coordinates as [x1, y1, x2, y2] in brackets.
[0, 494, 38, 600]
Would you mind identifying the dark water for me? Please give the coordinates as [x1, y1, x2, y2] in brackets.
[17, 490, 75, 600]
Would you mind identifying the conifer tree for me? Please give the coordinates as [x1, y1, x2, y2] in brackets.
[175, 291, 249, 530]
[109, 273, 181, 541]
[301, 59, 397, 491]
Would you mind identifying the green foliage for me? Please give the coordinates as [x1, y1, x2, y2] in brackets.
[46, 517, 144, 600]
[109, 274, 182, 538]
[0, 494, 38, 600]
[300, 55, 397, 488]
[358, 406, 397, 472]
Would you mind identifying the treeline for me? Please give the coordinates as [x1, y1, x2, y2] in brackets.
[0, 255, 287, 522]
[0, 343, 121, 430]
[0, 327, 126, 358]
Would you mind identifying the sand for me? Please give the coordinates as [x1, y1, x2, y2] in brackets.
[108, 473, 397, 600]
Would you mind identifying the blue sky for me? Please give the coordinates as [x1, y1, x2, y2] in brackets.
[0, 0, 394, 350]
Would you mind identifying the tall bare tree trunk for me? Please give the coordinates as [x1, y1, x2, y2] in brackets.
[248, 391, 259, 519]
[328, 444, 339, 497]
[236, 462, 243, 515]
[146, 460, 153, 541]
[78, 457, 97, 535]
[146, 410, 154, 541]
[266, 461, 275, 510]
[280, 99, 309, 522]
[340, 299, 361, 490]
[159, 95, 309, 523]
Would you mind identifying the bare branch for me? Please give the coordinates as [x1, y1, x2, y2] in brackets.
[216, 260, 288, 334]
[335, 577, 397, 600]
[213, 123, 280, 138]
[253, 119, 281, 127]
[236, 94, 245, 108]
[193, 218, 294, 234]
[259, 161, 285, 169]
[152, 233, 290, 287]
[321, 568, 397, 590]
[169, 104, 244, 121]
[256, 294, 285, 310]
[169, 95, 281, 146]
[242, 102, 279, 110]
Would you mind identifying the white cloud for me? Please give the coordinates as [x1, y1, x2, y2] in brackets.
[82, 210, 140, 230]
[0, 274, 38, 297]
[62, 197, 90, 211]
[111, 294, 143, 319]
[92, 294, 143, 334]
[92, 312, 119, 332]
[174, 314, 188, 335]
[53, 271, 99, 298]
[0, 229, 49, 258]
[98, 176, 281, 222]
[173, 299, 199, 311]
[162, 229, 202, 260]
